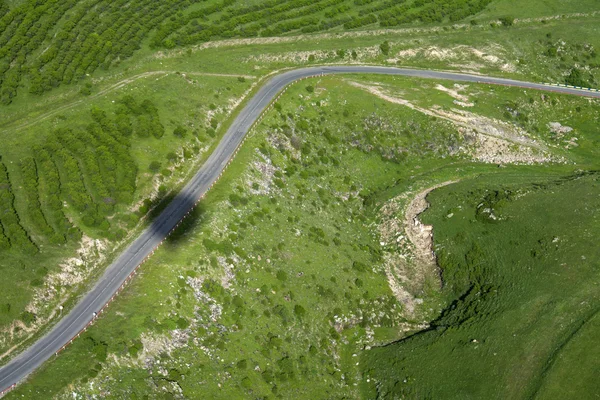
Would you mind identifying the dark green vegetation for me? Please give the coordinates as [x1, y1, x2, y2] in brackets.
[150, 0, 492, 48]
[0, 0, 496, 104]
[0, 0, 193, 103]
[363, 172, 600, 399]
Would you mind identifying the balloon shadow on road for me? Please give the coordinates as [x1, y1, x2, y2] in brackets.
[146, 192, 208, 247]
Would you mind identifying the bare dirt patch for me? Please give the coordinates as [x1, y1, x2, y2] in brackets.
[379, 181, 456, 315]
[347, 81, 558, 164]
[435, 83, 475, 107]
[390, 44, 517, 73]
[0, 235, 108, 361]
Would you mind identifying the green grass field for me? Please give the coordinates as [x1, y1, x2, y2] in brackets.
[362, 171, 600, 399]
[6, 72, 599, 398]
[1, 0, 600, 398]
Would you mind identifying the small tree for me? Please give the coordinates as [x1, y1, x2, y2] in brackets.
[276, 270, 288, 282]
[173, 125, 187, 138]
[546, 47, 558, 57]
[351, 50, 358, 60]
[305, 85, 314, 93]
[20, 311, 36, 325]
[167, 152, 178, 162]
[294, 304, 306, 318]
[380, 41, 390, 55]
[149, 161, 161, 173]
[499, 16, 515, 27]
[565, 68, 590, 87]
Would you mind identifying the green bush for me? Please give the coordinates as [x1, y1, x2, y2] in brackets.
[20, 311, 36, 325]
[149, 161, 162, 173]
[499, 15, 515, 26]
[173, 125, 187, 138]
[379, 41, 390, 55]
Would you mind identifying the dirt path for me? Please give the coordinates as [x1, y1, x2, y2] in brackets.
[347, 80, 547, 152]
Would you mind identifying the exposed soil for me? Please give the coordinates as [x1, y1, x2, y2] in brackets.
[388, 44, 517, 73]
[0, 235, 108, 361]
[379, 181, 456, 315]
[435, 83, 471, 103]
[347, 81, 559, 164]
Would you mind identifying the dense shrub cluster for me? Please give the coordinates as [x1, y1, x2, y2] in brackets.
[0, 159, 36, 251]
[0, 96, 164, 253]
[0, 0, 197, 103]
[151, 0, 493, 47]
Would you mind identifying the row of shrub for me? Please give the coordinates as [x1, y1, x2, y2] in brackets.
[0, 0, 194, 103]
[33, 147, 78, 243]
[0, 159, 36, 251]
[153, 0, 493, 48]
[19, 157, 63, 244]
[0, 96, 160, 253]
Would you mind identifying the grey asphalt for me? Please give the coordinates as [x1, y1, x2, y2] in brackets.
[1, 66, 599, 395]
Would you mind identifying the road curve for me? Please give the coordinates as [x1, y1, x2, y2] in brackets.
[1, 66, 599, 395]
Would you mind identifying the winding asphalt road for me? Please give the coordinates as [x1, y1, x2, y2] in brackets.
[1, 66, 599, 395]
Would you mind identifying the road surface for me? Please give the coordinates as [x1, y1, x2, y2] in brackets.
[1, 66, 599, 395]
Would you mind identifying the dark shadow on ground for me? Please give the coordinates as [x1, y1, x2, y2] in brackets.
[163, 202, 206, 246]
[145, 191, 208, 248]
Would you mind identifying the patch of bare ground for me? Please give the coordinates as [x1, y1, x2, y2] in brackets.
[516, 11, 600, 24]
[70, 266, 241, 398]
[242, 45, 382, 64]
[379, 182, 456, 317]
[435, 83, 474, 107]
[389, 44, 517, 73]
[347, 81, 560, 164]
[245, 149, 280, 196]
[0, 235, 108, 361]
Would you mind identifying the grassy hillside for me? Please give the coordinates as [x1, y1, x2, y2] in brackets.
[0, 72, 253, 358]
[0, 0, 599, 398]
[7, 72, 599, 398]
[362, 172, 600, 399]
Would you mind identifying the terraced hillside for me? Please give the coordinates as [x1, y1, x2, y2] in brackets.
[7, 72, 599, 398]
[0, 0, 599, 398]
[0, 0, 496, 104]
[0, 72, 253, 357]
